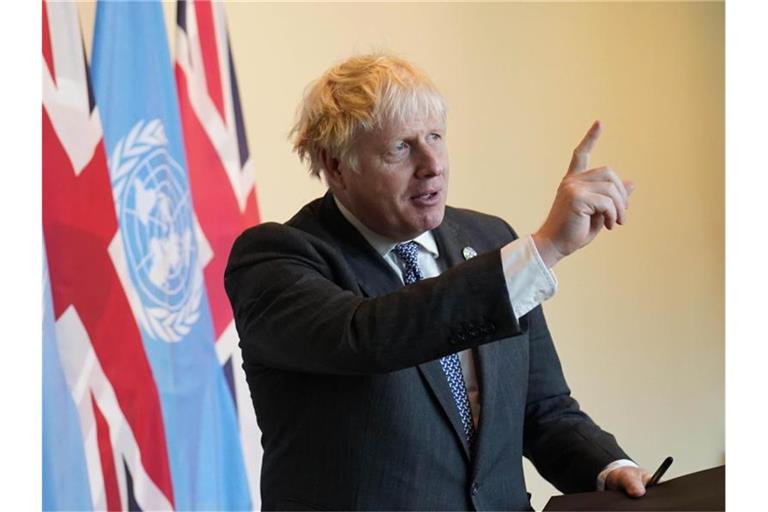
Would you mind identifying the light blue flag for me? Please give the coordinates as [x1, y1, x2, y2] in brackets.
[90, 2, 251, 509]
[43, 245, 93, 511]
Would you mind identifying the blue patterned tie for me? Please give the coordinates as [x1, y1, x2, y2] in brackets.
[392, 241, 476, 444]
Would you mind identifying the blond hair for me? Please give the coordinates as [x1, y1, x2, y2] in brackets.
[290, 54, 447, 177]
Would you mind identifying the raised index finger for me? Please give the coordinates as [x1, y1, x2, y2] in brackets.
[567, 120, 602, 175]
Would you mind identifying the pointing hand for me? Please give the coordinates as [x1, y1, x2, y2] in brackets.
[532, 121, 634, 267]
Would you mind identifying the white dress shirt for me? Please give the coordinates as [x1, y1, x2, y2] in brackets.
[333, 197, 636, 489]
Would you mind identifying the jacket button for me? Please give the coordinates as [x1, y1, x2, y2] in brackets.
[471, 481, 479, 496]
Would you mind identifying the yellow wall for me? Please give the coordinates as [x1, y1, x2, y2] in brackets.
[78, 2, 724, 509]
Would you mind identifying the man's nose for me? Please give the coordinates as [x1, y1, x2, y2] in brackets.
[415, 144, 444, 178]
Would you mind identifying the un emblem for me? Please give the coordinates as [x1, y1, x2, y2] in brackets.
[110, 119, 203, 342]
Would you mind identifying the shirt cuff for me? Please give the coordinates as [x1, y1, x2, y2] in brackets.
[596, 459, 639, 491]
[500, 235, 558, 318]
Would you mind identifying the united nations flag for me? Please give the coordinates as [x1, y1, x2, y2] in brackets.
[91, 1, 251, 509]
[111, 119, 203, 343]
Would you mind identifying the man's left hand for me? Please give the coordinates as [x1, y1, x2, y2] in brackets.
[605, 466, 652, 498]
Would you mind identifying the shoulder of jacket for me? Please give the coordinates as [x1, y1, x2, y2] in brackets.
[444, 206, 519, 241]
[229, 221, 330, 258]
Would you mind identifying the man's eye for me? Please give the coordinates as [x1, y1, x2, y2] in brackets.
[428, 132, 442, 142]
[391, 142, 409, 154]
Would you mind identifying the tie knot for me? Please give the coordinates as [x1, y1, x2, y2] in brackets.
[392, 241, 423, 284]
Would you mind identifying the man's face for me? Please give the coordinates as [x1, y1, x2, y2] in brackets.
[332, 112, 449, 241]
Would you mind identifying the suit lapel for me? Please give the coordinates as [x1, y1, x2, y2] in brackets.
[472, 341, 500, 472]
[431, 214, 502, 465]
[320, 197, 488, 460]
[416, 360, 472, 458]
[419, 215, 477, 458]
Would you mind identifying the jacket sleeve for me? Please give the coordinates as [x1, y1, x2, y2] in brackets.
[521, 304, 632, 493]
[224, 223, 523, 375]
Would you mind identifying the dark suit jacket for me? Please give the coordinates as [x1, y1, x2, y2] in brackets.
[225, 192, 630, 511]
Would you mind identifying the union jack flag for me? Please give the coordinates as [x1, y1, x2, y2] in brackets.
[175, 0, 263, 506]
[42, 1, 175, 509]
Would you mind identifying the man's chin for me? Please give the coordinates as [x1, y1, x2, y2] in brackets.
[410, 206, 446, 235]
[426, 208, 446, 230]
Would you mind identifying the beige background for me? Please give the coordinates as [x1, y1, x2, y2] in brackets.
[78, 1, 724, 509]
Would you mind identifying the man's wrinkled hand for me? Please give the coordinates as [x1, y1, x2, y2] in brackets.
[605, 466, 653, 498]
[532, 120, 635, 268]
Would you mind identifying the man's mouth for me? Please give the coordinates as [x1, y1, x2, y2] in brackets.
[410, 190, 441, 206]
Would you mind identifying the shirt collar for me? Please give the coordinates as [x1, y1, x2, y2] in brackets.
[333, 195, 440, 259]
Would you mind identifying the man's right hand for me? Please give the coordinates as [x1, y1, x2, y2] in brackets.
[532, 120, 635, 268]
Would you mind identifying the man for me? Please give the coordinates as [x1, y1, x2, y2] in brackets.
[225, 54, 649, 510]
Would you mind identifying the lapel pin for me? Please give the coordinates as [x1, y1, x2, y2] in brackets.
[462, 246, 478, 260]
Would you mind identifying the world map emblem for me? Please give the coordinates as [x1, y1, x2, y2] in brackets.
[110, 119, 203, 342]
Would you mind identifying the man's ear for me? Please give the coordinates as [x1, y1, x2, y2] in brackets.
[319, 148, 345, 190]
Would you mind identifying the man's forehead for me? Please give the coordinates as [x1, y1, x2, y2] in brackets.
[372, 113, 446, 138]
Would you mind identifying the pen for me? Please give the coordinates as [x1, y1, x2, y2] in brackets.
[646, 456, 674, 488]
